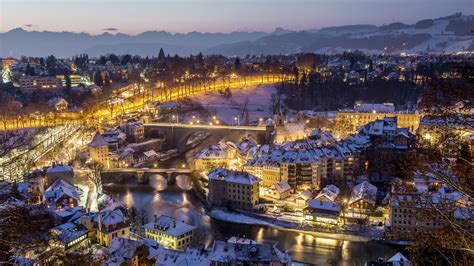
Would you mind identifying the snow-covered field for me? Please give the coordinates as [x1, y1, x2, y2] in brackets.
[194, 84, 277, 125]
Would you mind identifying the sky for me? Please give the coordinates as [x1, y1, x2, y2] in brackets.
[1, 0, 473, 35]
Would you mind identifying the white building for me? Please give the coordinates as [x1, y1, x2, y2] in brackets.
[144, 215, 196, 251]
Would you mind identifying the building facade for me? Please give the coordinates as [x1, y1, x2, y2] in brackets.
[88, 132, 110, 169]
[19, 76, 63, 92]
[93, 209, 130, 247]
[207, 168, 261, 210]
[144, 215, 196, 251]
[335, 103, 421, 134]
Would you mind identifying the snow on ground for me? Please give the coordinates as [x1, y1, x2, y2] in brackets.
[89, 185, 98, 212]
[208, 208, 277, 227]
[76, 183, 89, 207]
[209, 208, 373, 242]
[194, 84, 277, 125]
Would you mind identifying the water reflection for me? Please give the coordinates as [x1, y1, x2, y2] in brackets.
[176, 175, 192, 191]
[149, 174, 168, 191]
[104, 183, 404, 265]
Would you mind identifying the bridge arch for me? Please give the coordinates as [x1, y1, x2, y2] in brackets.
[144, 123, 271, 154]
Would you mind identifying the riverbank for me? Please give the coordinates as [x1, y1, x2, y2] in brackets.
[208, 208, 381, 242]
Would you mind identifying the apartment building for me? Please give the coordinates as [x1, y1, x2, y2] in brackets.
[207, 168, 261, 210]
[19, 76, 63, 92]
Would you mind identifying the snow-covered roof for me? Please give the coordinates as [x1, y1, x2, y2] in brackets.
[43, 178, 79, 203]
[194, 143, 229, 160]
[51, 221, 88, 245]
[272, 181, 291, 194]
[420, 114, 473, 129]
[387, 252, 411, 264]
[307, 199, 341, 212]
[299, 189, 313, 201]
[94, 209, 127, 226]
[120, 147, 134, 158]
[149, 245, 210, 266]
[46, 164, 73, 174]
[227, 237, 256, 245]
[54, 206, 85, 218]
[89, 131, 109, 147]
[315, 184, 340, 202]
[143, 150, 157, 157]
[208, 168, 261, 185]
[349, 181, 377, 206]
[101, 237, 145, 266]
[354, 103, 395, 113]
[144, 215, 196, 237]
[209, 240, 291, 264]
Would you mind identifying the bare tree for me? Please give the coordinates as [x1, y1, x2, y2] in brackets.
[0, 130, 31, 158]
[86, 160, 104, 196]
[0, 200, 54, 263]
[406, 158, 473, 265]
[332, 116, 354, 138]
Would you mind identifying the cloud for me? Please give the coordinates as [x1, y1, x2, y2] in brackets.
[24, 24, 36, 28]
[103, 27, 118, 31]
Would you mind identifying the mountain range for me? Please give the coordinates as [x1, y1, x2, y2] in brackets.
[0, 13, 472, 58]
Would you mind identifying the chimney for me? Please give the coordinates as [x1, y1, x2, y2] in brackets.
[154, 214, 158, 222]
[172, 220, 176, 228]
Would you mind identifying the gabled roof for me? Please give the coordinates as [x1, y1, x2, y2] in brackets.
[89, 131, 109, 147]
[43, 178, 79, 203]
[387, 252, 411, 263]
[102, 237, 145, 265]
[144, 215, 196, 237]
[349, 181, 377, 206]
[315, 184, 340, 202]
[272, 181, 291, 194]
[94, 209, 127, 226]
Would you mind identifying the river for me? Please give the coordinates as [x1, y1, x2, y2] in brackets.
[103, 182, 403, 265]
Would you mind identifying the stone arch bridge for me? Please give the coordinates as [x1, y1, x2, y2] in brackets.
[144, 123, 271, 153]
[101, 167, 192, 184]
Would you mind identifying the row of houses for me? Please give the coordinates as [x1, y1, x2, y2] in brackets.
[101, 236, 291, 266]
[196, 115, 415, 195]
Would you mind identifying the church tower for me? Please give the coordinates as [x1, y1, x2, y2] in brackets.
[274, 94, 285, 126]
[273, 94, 287, 143]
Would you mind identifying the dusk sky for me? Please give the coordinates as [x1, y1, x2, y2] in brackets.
[1, 0, 473, 34]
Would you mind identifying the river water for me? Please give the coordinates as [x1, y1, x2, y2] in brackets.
[104, 182, 403, 265]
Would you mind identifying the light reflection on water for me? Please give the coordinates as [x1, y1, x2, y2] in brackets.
[104, 183, 404, 265]
[148, 174, 168, 191]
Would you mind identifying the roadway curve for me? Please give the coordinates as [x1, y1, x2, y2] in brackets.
[0, 74, 292, 131]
